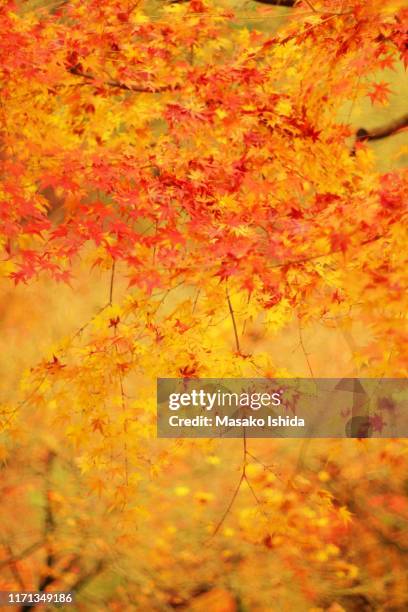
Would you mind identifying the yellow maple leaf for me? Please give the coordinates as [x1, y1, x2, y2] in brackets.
[338, 505, 353, 525]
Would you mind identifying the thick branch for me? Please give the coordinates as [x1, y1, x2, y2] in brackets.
[249, 0, 295, 6]
[356, 113, 408, 142]
[168, 0, 295, 4]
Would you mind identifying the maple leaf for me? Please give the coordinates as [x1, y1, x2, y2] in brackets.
[91, 418, 106, 434]
[378, 55, 395, 71]
[109, 316, 120, 329]
[174, 319, 191, 334]
[367, 81, 392, 105]
[338, 505, 353, 526]
[1, 2, 408, 604]
[89, 476, 106, 497]
[330, 232, 350, 253]
[178, 363, 199, 378]
[391, 10, 408, 69]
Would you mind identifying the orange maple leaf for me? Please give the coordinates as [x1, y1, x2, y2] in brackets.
[367, 82, 392, 105]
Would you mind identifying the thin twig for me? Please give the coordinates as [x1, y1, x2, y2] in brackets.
[298, 318, 314, 377]
[226, 282, 241, 353]
[208, 431, 247, 540]
[192, 288, 201, 313]
[2, 542, 26, 589]
[68, 67, 179, 95]
[109, 260, 116, 305]
[0, 540, 44, 571]
[210, 470, 245, 540]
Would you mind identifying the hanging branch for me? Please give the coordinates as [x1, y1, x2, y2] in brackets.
[209, 432, 272, 541]
[209, 433, 247, 539]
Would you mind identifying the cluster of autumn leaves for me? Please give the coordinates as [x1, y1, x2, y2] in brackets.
[0, 0, 407, 608]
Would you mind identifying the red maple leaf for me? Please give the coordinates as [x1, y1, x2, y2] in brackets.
[367, 82, 392, 105]
[330, 232, 350, 253]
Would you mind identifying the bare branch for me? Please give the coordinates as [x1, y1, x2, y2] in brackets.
[356, 113, 408, 142]
[208, 434, 248, 540]
[210, 472, 244, 539]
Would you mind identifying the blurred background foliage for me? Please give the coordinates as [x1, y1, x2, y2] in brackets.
[1, 1, 407, 610]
